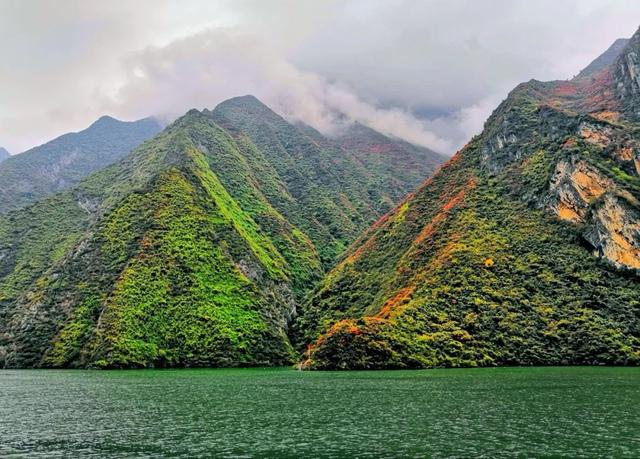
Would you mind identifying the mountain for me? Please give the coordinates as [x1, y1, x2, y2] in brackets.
[296, 30, 640, 369]
[0, 116, 162, 214]
[0, 96, 444, 368]
[207, 96, 446, 266]
[333, 122, 445, 205]
[0, 147, 9, 163]
[575, 38, 629, 79]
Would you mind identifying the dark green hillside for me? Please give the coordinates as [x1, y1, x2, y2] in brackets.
[0, 97, 444, 368]
[297, 30, 640, 370]
[209, 95, 445, 265]
[0, 116, 162, 214]
[334, 122, 446, 204]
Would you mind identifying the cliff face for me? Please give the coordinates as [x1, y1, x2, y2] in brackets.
[614, 30, 640, 120]
[296, 30, 640, 370]
[548, 153, 640, 269]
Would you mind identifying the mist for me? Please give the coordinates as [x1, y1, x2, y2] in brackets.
[2, 0, 640, 154]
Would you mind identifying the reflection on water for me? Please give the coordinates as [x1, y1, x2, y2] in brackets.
[1, 367, 639, 457]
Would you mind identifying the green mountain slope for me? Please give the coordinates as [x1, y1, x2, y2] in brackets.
[209, 96, 446, 265]
[296, 30, 640, 370]
[0, 97, 444, 368]
[0, 116, 162, 214]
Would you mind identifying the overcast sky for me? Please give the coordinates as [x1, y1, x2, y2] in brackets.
[1, 0, 639, 154]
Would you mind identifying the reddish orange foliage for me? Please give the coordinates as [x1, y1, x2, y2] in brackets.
[312, 319, 362, 348]
[412, 151, 463, 194]
[552, 81, 578, 97]
[413, 177, 477, 246]
[590, 111, 620, 123]
[376, 286, 415, 318]
[338, 191, 418, 268]
[442, 187, 467, 211]
[340, 235, 378, 268]
[579, 69, 620, 113]
[413, 215, 444, 247]
[544, 69, 620, 114]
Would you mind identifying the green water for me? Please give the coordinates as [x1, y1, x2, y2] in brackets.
[0, 367, 638, 458]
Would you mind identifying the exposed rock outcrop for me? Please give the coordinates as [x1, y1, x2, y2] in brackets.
[548, 157, 640, 269]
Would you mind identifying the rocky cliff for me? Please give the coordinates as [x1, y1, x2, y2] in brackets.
[295, 29, 640, 370]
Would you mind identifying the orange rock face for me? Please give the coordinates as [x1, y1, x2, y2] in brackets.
[590, 110, 621, 123]
[580, 126, 611, 147]
[551, 159, 613, 222]
[595, 195, 640, 269]
[550, 158, 640, 269]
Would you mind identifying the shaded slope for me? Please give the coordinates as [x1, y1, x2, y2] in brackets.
[576, 38, 629, 79]
[209, 95, 445, 265]
[0, 116, 162, 214]
[0, 97, 443, 368]
[333, 122, 446, 205]
[297, 31, 640, 370]
[0, 113, 314, 367]
[0, 147, 9, 163]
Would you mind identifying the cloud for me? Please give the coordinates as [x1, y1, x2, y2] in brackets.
[105, 28, 454, 152]
[1, 0, 640, 153]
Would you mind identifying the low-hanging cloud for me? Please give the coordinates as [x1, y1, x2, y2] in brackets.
[105, 29, 454, 153]
[2, 0, 640, 154]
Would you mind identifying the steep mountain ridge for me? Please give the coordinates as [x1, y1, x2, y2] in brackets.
[296, 29, 640, 369]
[208, 96, 446, 265]
[0, 97, 444, 368]
[0, 147, 9, 163]
[576, 38, 629, 79]
[0, 116, 162, 214]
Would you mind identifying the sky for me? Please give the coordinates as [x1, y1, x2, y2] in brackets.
[1, 0, 640, 155]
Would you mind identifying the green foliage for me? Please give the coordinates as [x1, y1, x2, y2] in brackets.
[95, 168, 292, 367]
[303, 169, 640, 369]
[0, 96, 439, 368]
[299, 77, 640, 369]
[0, 116, 161, 214]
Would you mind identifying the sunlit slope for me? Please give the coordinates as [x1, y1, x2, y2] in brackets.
[297, 30, 640, 369]
[0, 97, 443, 368]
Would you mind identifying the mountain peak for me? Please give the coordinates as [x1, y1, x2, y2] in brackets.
[0, 115, 161, 214]
[214, 95, 276, 117]
[90, 115, 121, 128]
[575, 37, 630, 80]
[0, 91, 445, 369]
[612, 26, 640, 120]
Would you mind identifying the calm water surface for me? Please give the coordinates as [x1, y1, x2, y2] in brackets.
[0, 367, 638, 458]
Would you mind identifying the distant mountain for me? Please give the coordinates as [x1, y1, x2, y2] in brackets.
[0, 147, 9, 163]
[333, 122, 445, 205]
[575, 38, 629, 79]
[0, 116, 162, 214]
[296, 28, 640, 370]
[208, 95, 446, 265]
[0, 96, 444, 368]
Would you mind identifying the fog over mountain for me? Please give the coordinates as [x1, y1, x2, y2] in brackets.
[1, 0, 640, 154]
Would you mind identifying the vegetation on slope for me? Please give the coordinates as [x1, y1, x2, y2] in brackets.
[297, 34, 640, 370]
[0, 116, 161, 214]
[0, 97, 443, 368]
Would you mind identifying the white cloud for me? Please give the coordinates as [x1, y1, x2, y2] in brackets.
[1, 0, 639, 154]
[105, 29, 453, 152]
